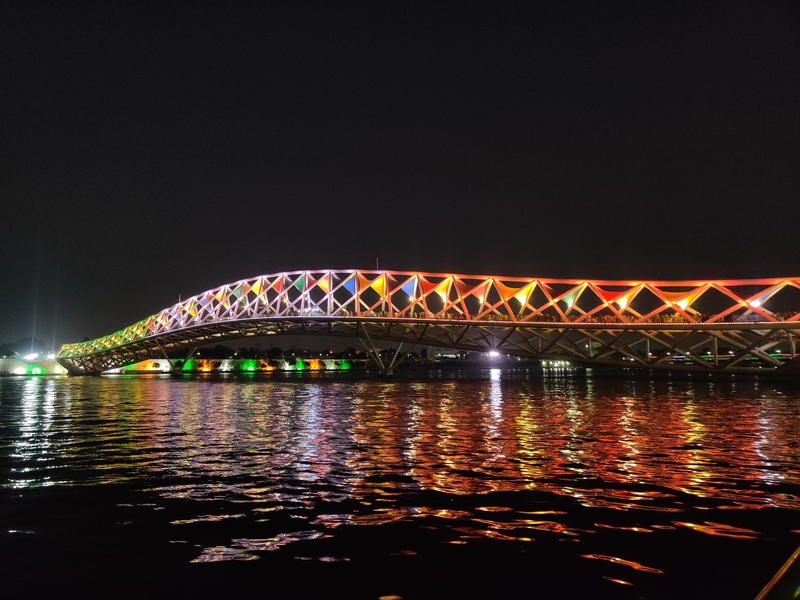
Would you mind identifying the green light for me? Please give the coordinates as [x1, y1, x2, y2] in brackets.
[339, 359, 351, 371]
[29, 366, 43, 375]
[295, 357, 306, 371]
[241, 359, 258, 372]
[182, 358, 197, 371]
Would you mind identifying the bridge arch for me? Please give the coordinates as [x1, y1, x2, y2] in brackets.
[57, 269, 800, 375]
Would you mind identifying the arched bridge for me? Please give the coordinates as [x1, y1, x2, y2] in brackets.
[57, 270, 800, 375]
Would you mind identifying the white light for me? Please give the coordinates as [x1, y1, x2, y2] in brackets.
[47, 353, 55, 359]
[24, 353, 38, 360]
[489, 351, 500, 357]
[14, 368, 25, 375]
[750, 300, 761, 308]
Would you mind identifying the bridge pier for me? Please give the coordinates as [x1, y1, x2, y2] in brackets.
[378, 342, 414, 377]
[358, 326, 410, 376]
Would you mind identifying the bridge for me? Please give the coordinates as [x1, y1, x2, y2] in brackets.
[57, 269, 800, 376]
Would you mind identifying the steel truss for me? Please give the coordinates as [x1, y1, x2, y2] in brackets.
[57, 270, 800, 375]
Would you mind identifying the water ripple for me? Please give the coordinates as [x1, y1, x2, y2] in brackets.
[3, 375, 800, 598]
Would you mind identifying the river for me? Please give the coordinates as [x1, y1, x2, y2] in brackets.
[2, 369, 799, 599]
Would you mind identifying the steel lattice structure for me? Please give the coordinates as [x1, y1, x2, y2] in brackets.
[57, 270, 800, 375]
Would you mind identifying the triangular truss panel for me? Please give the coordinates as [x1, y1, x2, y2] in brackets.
[57, 270, 800, 375]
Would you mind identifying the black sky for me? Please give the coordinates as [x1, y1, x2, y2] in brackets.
[2, 1, 799, 348]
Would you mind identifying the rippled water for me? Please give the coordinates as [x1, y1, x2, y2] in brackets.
[2, 370, 799, 599]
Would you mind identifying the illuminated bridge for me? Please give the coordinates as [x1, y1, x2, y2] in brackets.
[57, 270, 800, 376]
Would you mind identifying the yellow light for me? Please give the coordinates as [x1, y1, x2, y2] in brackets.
[433, 279, 450, 302]
[617, 297, 627, 309]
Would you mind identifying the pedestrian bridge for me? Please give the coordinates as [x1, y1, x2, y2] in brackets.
[57, 269, 800, 375]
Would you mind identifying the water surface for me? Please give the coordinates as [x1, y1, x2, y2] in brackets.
[2, 371, 799, 598]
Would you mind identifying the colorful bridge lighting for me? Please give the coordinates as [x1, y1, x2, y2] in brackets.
[56, 269, 800, 375]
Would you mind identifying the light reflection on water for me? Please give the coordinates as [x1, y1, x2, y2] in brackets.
[2, 373, 800, 597]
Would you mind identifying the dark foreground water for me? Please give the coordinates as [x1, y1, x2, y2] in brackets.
[2, 370, 799, 599]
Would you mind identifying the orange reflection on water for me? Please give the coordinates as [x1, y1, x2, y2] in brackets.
[595, 523, 653, 533]
[8, 376, 800, 519]
[581, 553, 664, 574]
[603, 576, 634, 586]
[673, 521, 760, 539]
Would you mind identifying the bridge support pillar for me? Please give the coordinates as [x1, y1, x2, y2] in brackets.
[384, 342, 412, 376]
[155, 341, 198, 374]
[154, 340, 176, 373]
[170, 347, 197, 375]
[358, 326, 410, 376]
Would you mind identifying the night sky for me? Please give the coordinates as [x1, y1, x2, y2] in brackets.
[2, 2, 799, 349]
